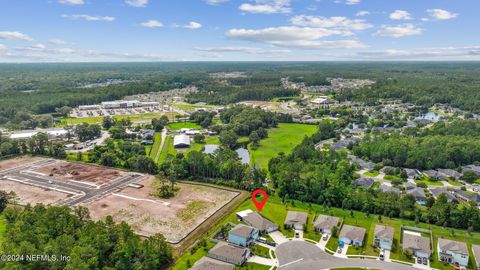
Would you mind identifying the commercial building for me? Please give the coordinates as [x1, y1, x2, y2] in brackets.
[173, 134, 191, 148]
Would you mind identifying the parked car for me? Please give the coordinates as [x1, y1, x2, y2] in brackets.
[379, 249, 385, 261]
[422, 257, 428, 265]
[337, 248, 342, 253]
[322, 235, 328, 241]
[417, 257, 422, 264]
[295, 232, 299, 238]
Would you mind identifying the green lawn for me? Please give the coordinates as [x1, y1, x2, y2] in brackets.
[415, 177, 444, 186]
[446, 179, 463, 187]
[167, 121, 202, 130]
[235, 263, 271, 270]
[251, 245, 271, 258]
[171, 103, 216, 111]
[157, 136, 175, 163]
[249, 123, 317, 169]
[383, 175, 402, 181]
[149, 132, 163, 162]
[365, 170, 380, 177]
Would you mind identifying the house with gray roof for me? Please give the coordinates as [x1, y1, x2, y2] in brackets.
[402, 232, 431, 260]
[403, 168, 422, 180]
[424, 170, 442, 180]
[374, 225, 394, 250]
[429, 187, 456, 202]
[208, 242, 250, 266]
[339, 225, 366, 247]
[348, 155, 375, 171]
[407, 188, 426, 201]
[462, 165, 480, 178]
[437, 169, 463, 181]
[228, 224, 258, 247]
[241, 211, 278, 233]
[455, 190, 480, 206]
[313, 215, 340, 235]
[353, 177, 375, 190]
[437, 238, 469, 267]
[472, 244, 480, 270]
[404, 181, 417, 190]
[379, 183, 401, 195]
[284, 211, 308, 230]
[191, 257, 235, 270]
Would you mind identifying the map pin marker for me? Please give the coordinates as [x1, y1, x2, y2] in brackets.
[251, 189, 268, 212]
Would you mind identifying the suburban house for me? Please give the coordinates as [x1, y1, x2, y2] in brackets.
[353, 177, 375, 190]
[191, 257, 235, 270]
[208, 242, 250, 266]
[339, 225, 366, 247]
[379, 183, 401, 195]
[404, 181, 417, 190]
[455, 190, 480, 206]
[437, 169, 463, 181]
[472, 244, 480, 270]
[402, 231, 431, 260]
[403, 168, 422, 180]
[437, 238, 469, 267]
[429, 187, 457, 202]
[228, 224, 259, 247]
[313, 215, 340, 235]
[284, 211, 308, 230]
[237, 210, 278, 233]
[173, 134, 191, 148]
[407, 188, 427, 201]
[348, 155, 375, 171]
[462, 165, 480, 178]
[374, 225, 394, 250]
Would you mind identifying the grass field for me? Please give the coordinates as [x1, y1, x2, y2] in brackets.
[235, 263, 271, 270]
[57, 112, 176, 126]
[365, 170, 380, 177]
[167, 121, 202, 130]
[251, 245, 271, 258]
[415, 177, 444, 186]
[249, 123, 317, 169]
[157, 136, 175, 163]
[149, 132, 163, 162]
[0, 214, 5, 244]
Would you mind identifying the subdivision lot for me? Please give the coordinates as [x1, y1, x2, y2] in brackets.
[0, 178, 70, 205]
[86, 178, 239, 243]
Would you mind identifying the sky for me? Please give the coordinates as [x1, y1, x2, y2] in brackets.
[0, 0, 479, 62]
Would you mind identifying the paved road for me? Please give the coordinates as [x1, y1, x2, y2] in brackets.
[1, 159, 143, 206]
[276, 241, 420, 270]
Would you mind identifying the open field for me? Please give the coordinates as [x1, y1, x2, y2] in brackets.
[56, 112, 177, 126]
[0, 156, 44, 171]
[86, 178, 240, 243]
[149, 132, 163, 162]
[157, 136, 175, 163]
[0, 179, 70, 205]
[35, 160, 128, 186]
[167, 121, 202, 130]
[249, 123, 318, 169]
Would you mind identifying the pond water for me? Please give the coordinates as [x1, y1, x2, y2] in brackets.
[416, 112, 442, 121]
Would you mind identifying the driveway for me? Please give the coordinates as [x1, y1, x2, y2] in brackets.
[248, 255, 276, 266]
[276, 240, 422, 270]
[269, 231, 289, 244]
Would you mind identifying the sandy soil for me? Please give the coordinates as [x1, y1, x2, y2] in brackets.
[35, 160, 128, 184]
[0, 156, 43, 172]
[0, 179, 70, 205]
[86, 178, 238, 243]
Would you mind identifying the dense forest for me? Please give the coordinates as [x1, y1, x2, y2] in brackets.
[353, 120, 480, 169]
[0, 205, 172, 270]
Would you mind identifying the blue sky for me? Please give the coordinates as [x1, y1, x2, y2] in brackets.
[0, 0, 478, 62]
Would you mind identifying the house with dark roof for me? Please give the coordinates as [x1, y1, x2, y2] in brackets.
[208, 243, 250, 266]
[374, 225, 394, 250]
[437, 238, 469, 267]
[339, 225, 366, 247]
[403, 168, 422, 180]
[228, 224, 259, 247]
[429, 187, 456, 202]
[348, 155, 375, 171]
[379, 184, 401, 195]
[191, 257, 235, 270]
[424, 170, 442, 180]
[284, 211, 308, 230]
[455, 190, 480, 206]
[313, 215, 340, 235]
[462, 165, 480, 178]
[353, 177, 375, 190]
[402, 232, 431, 260]
[437, 169, 463, 181]
[404, 181, 417, 190]
[407, 188, 426, 201]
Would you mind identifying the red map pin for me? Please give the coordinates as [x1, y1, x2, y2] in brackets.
[251, 189, 268, 212]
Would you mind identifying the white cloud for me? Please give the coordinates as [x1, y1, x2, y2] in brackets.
[205, 0, 229, 4]
[59, 0, 84, 5]
[0, 31, 34, 41]
[373, 24, 422, 38]
[389, 10, 412, 20]
[335, 0, 360, 5]
[194, 46, 264, 53]
[125, 0, 148, 7]
[61, 14, 115, 22]
[290, 15, 373, 31]
[184, 22, 202, 29]
[356, 11, 370, 17]
[141, 20, 163, 28]
[427, 9, 458, 20]
[356, 46, 480, 60]
[0, 44, 6, 50]
[48, 39, 66, 45]
[226, 26, 367, 49]
[239, 0, 291, 14]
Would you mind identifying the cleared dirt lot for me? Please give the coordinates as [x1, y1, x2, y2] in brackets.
[86, 177, 239, 243]
[35, 160, 128, 185]
[0, 179, 70, 205]
[0, 156, 43, 171]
